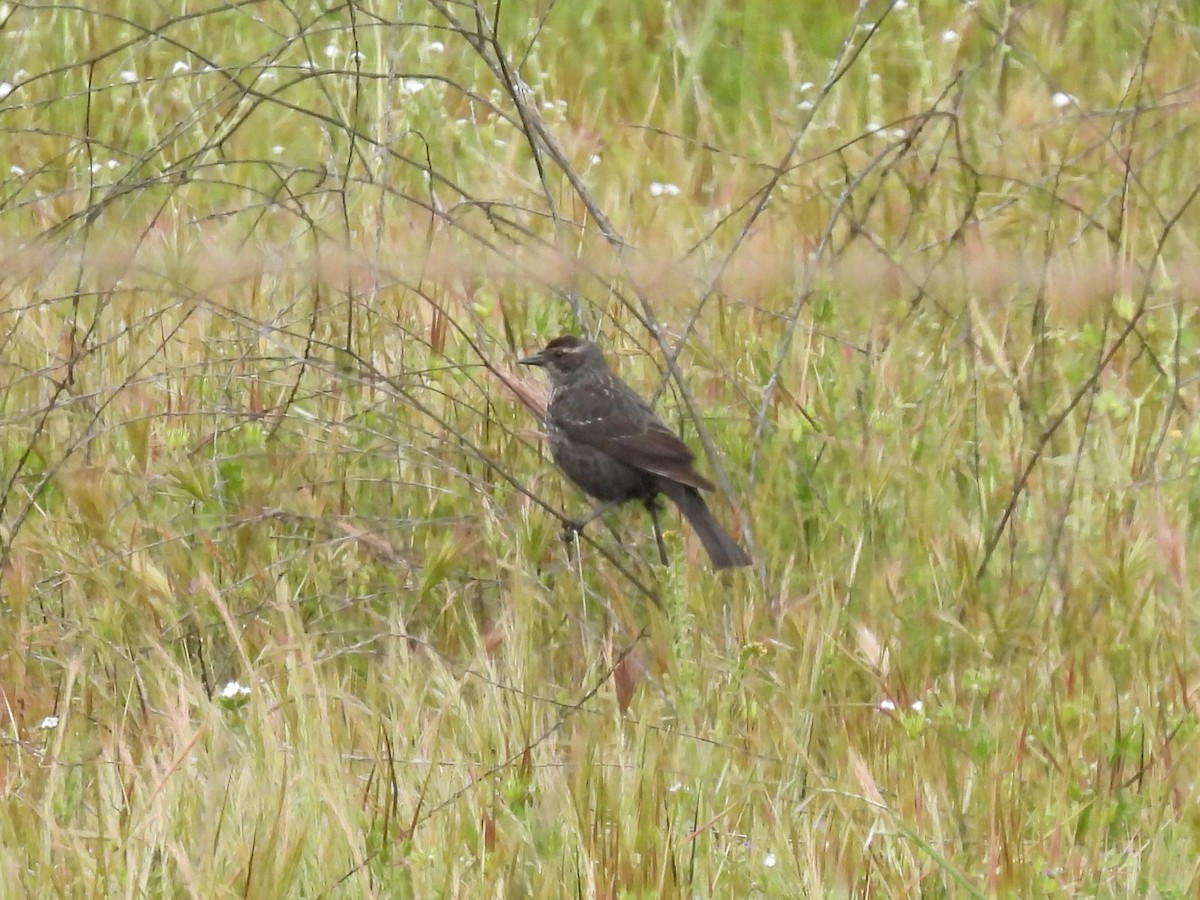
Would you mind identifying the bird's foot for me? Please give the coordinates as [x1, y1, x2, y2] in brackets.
[560, 519, 584, 544]
[645, 499, 670, 565]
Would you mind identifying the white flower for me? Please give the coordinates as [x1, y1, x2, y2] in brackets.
[10, 165, 24, 175]
[878, 699, 896, 712]
[105, 159, 119, 169]
[797, 100, 814, 111]
[217, 681, 252, 712]
[764, 852, 778, 868]
[324, 44, 338, 59]
[425, 41, 445, 53]
[220, 681, 250, 700]
[649, 181, 681, 197]
[119, 70, 138, 83]
[401, 78, 426, 95]
[171, 60, 190, 74]
[37, 716, 59, 730]
[797, 81, 815, 92]
[271, 145, 284, 154]
[893, 0, 908, 8]
[911, 700, 923, 713]
[348, 51, 366, 62]
[0, 82, 12, 100]
[1051, 91, 1076, 109]
[941, 29, 959, 42]
[589, 154, 601, 165]
[865, 121, 881, 133]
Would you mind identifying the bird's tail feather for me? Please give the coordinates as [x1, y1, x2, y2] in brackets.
[659, 482, 751, 570]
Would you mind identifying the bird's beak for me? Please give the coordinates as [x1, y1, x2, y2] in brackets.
[518, 351, 546, 367]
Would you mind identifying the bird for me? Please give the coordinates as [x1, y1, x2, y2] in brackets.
[519, 335, 751, 570]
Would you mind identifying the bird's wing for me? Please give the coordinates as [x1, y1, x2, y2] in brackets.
[552, 384, 716, 492]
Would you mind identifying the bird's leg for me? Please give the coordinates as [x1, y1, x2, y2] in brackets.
[561, 498, 624, 543]
[644, 497, 669, 565]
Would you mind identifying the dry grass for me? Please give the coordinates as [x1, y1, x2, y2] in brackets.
[1, 0, 1200, 895]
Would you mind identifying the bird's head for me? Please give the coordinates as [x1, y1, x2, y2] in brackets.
[519, 335, 606, 382]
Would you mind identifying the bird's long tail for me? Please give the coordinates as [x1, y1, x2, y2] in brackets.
[658, 481, 752, 570]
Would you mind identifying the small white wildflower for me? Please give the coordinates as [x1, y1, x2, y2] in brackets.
[12, 69, 25, 79]
[667, 782, 684, 793]
[105, 159, 119, 169]
[220, 681, 250, 700]
[348, 51, 366, 62]
[89, 162, 103, 173]
[797, 99, 814, 111]
[171, 60, 190, 74]
[541, 101, 555, 111]
[202, 64, 216, 73]
[271, 145, 284, 154]
[893, 0, 908, 8]
[0, 82, 12, 100]
[37, 716, 59, 730]
[878, 698, 896, 712]
[10, 164, 24, 175]
[870, 73, 881, 83]
[589, 154, 601, 165]
[858, 23, 876, 33]
[764, 852, 777, 868]
[1051, 91, 1076, 109]
[649, 181, 681, 197]
[324, 44, 338, 59]
[797, 81, 815, 92]
[865, 121, 881, 133]
[911, 700, 923, 713]
[425, 40, 445, 53]
[889, 127, 906, 139]
[119, 70, 138, 83]
[401, 78, 426, 94]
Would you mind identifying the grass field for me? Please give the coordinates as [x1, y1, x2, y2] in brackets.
[1, 0, 1199, 895]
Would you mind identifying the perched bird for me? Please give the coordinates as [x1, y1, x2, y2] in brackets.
[520, 335, 751, 570]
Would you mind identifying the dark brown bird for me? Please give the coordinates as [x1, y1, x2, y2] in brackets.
[520, 335, 751, 570]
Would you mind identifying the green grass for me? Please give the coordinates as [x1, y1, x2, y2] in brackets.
[1, 0, 1200, 895]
